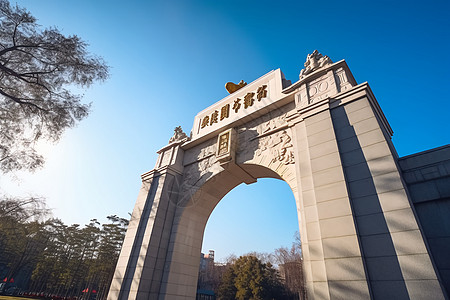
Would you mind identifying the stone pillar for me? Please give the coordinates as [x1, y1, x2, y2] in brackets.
[291, 103, 371, 299]
[107, 141, 185, 300]
[330, 84, 445, 299]
[288, 61, 446, 299]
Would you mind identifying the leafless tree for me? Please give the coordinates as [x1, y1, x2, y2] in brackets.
[274, 231, 306, 299]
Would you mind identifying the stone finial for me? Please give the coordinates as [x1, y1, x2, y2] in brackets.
[225, 80, 247, 94]
[299, 50, 332, 79]
[169, 126, 189, 143]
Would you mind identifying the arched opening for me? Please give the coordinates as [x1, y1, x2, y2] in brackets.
[202, 177, 298, 261]
[198, 176, 302, 298]
[161, 164, 304, 298]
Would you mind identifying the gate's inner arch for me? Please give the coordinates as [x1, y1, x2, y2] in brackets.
[108, 51, 447, 300]
[160, 164, 296, 297]
[201, 176, 299, 261]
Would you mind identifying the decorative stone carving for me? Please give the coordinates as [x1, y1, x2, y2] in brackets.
[169, 126, 189, 143]
[198, 155, 216, 174]
[270, 130, 295, 164]
[299, 50, 332, 79]
[235, 104, 295, 165]
[198, 144, 216, 161]
[225, 80, 247, 94]
[255, 129, 295, 165]
[260, 113, 288, 134]
[184, 139, 218, 178]
[182, 137, 217, 167]
[307, 72, 337, 104]
[172, 148, 218, 208]
[335, 67, 353, 92]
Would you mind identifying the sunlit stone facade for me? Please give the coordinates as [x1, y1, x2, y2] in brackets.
[107, 52, 448, 299]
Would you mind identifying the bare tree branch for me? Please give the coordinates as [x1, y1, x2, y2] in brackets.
[0, 0, 109, 173]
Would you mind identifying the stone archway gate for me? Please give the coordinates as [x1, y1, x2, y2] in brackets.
[107, 51, 447, 299]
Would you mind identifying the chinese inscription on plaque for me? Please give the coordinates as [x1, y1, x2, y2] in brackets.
[200, 85, 268, 130]
[218, 132, 230, 156]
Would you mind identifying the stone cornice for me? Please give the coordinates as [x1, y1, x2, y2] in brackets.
[282, 60, 356, 94]
[331, 82, 393, 137]
[284, 81, 393, 138]
[157, 139, 186, 154]
[140, 164, 183, 183]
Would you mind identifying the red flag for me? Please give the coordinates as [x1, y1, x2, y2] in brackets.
[9, 278, 14, 283]
[2, 277, 6, 282]
[92, 290, 97, 294]
[82, 288, 87, 293]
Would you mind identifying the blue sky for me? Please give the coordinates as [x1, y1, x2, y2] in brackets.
[2, 0, 450, 262]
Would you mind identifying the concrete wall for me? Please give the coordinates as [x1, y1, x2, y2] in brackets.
[399, 145, 450, 297]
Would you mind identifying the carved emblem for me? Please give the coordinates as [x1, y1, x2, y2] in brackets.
[299, 50, 332, 79]
[169, 126, 189, 143]
[225, 80, 247, 94]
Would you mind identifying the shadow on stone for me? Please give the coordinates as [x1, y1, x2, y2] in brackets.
[331, 105, 409, 299]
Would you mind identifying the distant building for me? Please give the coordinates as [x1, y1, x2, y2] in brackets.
[199, 250, 215, 271]
[197, 250, 216, 297]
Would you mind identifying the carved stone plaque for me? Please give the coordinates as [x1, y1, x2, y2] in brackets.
[216, 128, 236, 163]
